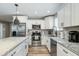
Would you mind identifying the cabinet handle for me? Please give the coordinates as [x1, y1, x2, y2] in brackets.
[61, 23, 64, 26]
[11, 54, 14, 56]
[25, 45, 27, 49]
[13, 51, 16, 54]
[11, 51, 16, 56]
[47, 40, 48, 42]
[63, 49, 68, 54]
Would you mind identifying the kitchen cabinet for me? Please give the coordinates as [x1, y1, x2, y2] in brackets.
[46, 38, 57, 56]
[57, 43, 77, 56]
[0, 23, 6, 39]
[27, 19, 45, 29]
[0, 23, 3, 39]
[58, 7, 65, 28]
[46, 37, 51, 52]
[72, 4, 79, 26]
[6, 40, 28, 56]
[64, 4, 72, 27]
[58, 3, 79, 27]
[44, 16, 54, 29]
[58, 4, 72, 27]
[44, 17, 49, 29]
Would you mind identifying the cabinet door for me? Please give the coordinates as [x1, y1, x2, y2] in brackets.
[14, 41, 26, 56]
[57, 43, 68, 56]
[72, 4, 79, 26]
[64, 4, 72, 27]
[58, 7, 65, 28]
[0, 23, 3, 39]
[44, 16, 54, 29]
[6, 47, 18, 56]
[57, 43, 77, 56]
[45, 17, 50, 29]
[46, 37, 51, 52]
[6, 41, 26, 56]
[26, 39, 29, 55]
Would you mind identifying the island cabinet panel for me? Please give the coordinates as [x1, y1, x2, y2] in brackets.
[57, 43, 77, 56]
[6, 40, 28, 56]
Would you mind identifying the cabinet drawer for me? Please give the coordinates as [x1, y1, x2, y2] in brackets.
[6, 47, 18, 56]
[57, 43, 77, 56]
[6, 41, 26, 56]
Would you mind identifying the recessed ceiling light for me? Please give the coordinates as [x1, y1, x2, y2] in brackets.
[47, 11, 50, 13]
[35, 11, 38, 14]
[17, 11, 20, 14]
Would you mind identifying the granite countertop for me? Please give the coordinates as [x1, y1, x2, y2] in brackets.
[50, 37, 79, 56]
[0, 37, 28, 56]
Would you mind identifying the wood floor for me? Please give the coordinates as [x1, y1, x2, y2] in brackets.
[28, 46, 50, 56]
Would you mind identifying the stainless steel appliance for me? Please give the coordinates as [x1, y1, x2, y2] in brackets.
[50, 39, 57, 56]
[31, 25, 41, 46]
[11, 23, 26, 37]
[69, 31, 79, 42]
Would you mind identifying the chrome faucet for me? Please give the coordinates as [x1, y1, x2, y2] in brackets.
[53, 26, 57, 37]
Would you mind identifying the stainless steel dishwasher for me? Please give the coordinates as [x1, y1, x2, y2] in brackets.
[50, 39, 57, 56]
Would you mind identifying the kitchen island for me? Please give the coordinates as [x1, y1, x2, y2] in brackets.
[50, 37, 79, 56]
[0, 37, 29, 56]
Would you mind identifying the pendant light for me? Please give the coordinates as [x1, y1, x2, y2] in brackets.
[14, 4, 19, 25]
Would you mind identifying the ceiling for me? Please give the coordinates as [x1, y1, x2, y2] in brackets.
[0, 3, 64, 18]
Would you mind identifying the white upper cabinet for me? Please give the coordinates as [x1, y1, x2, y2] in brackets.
[44, 17, 49, 29]
[72, 4, 79, 26]
[44, 16, 54, 29]
[58, 7, 65, 28]
[57, 4, 72, 28]
[27, 19, 45, 29]
[64, 4, 72, 27]
[58, 3, 79, 27]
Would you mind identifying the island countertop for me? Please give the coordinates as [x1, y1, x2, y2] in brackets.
[50, 37, 79, 56]
[0, 37, 28, 56]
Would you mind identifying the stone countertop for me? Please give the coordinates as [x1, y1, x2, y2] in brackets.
[50, 37, 79, 56]
[0, 37, 28, 56]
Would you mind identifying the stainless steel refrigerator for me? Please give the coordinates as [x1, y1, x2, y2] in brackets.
[11, 23, 26, 37]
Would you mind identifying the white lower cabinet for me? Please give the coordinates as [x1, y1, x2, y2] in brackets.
[46, 37, 51, 52]
[6, 40, 28, 56]
[57, 43, 77, 56]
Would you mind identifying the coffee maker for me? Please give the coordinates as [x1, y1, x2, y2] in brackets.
[69, 31, 79, 42]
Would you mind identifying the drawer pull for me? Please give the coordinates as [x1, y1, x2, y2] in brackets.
[13, 51, 16, 54]
[25, 45, 27, 49]
[11, 54, 14, 56]
[63, 49, 68, 54]
[11, 51, 16, 56]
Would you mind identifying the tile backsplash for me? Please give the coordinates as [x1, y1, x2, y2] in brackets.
[63, 26, 79, 40]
